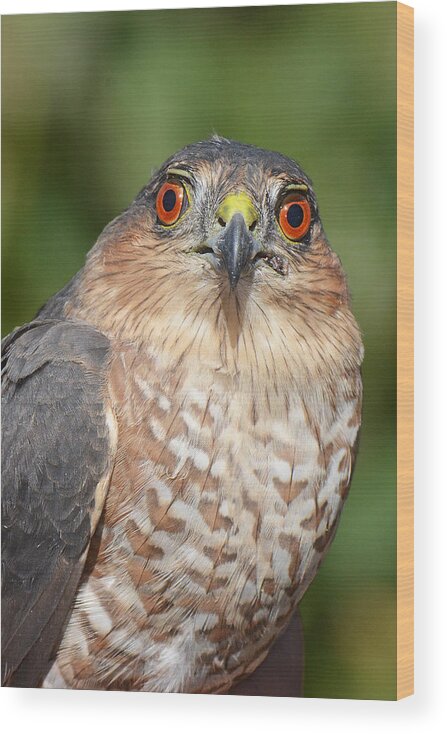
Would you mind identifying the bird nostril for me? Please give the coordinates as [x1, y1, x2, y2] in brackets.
[217, 216, 257, 231]
[192, 244, 214, 255]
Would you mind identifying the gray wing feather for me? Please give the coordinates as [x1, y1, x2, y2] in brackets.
[1, 319, 115, 687]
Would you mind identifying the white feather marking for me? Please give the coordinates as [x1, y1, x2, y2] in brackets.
[318, 448, 349, 503]
[271, 545, 292, 586]
[187, 388, 208, 409]
[210, 458, 226, 478]
[191, 447, 210, 471]
[130, 503, 154, 535]
[152, 478, 173, 504]
[109, 579, 147, 616]
[149, 416, 167, 441]
[78, 588, 113, 636]
[135, 374, 155, 400]
[42, 662, 68, 689]
[194, 612, 219, 631]
[168, 435, 189, 471]
[269, 457, 291, 483]
[168, 501, 213, 536]
[177, 545, 214, 575]
[209, 402, 224, 424]
[168, 436, 209, 472]
[158, 394, 171, 411]
[181, 409, 202, 435]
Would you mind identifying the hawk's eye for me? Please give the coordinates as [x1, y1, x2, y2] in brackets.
[278, 195, 311, 241]
[156, 181, 186, 225]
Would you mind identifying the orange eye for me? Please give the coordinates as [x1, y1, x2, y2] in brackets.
[156, 181, 186, 225]
[278, 197, 311, 241]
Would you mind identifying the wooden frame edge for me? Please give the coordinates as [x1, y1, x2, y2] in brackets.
[396, 1, 414, 700]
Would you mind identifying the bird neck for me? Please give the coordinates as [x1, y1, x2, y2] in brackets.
[68, 262, 362, 394]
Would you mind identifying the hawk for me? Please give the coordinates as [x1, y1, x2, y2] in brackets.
[1, 137, 363, 693]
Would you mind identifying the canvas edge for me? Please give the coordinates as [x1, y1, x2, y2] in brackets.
[396, 0, 414, 701]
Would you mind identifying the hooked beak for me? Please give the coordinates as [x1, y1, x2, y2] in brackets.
[216, 212, 261, 289]
[189, 192, 279, 287]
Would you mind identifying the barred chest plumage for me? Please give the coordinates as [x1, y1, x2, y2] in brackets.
[44, 339, 361, 693]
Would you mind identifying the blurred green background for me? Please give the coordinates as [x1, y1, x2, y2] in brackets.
[1, 2, 397, 700]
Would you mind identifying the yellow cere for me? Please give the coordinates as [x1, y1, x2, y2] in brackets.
[217, 192, 257, 228]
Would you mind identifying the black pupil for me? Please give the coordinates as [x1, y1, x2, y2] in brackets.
[287, 203, 304, 229]
[162, 188, 177, 212]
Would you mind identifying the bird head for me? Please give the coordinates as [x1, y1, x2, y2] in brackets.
[75, 137, 362, 381]
[148, 147, 312, 291]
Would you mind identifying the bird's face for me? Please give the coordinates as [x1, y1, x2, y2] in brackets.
[77, 138, 361, 381]
[145, 147, 315, 293]
[137, 138, 346, 308]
